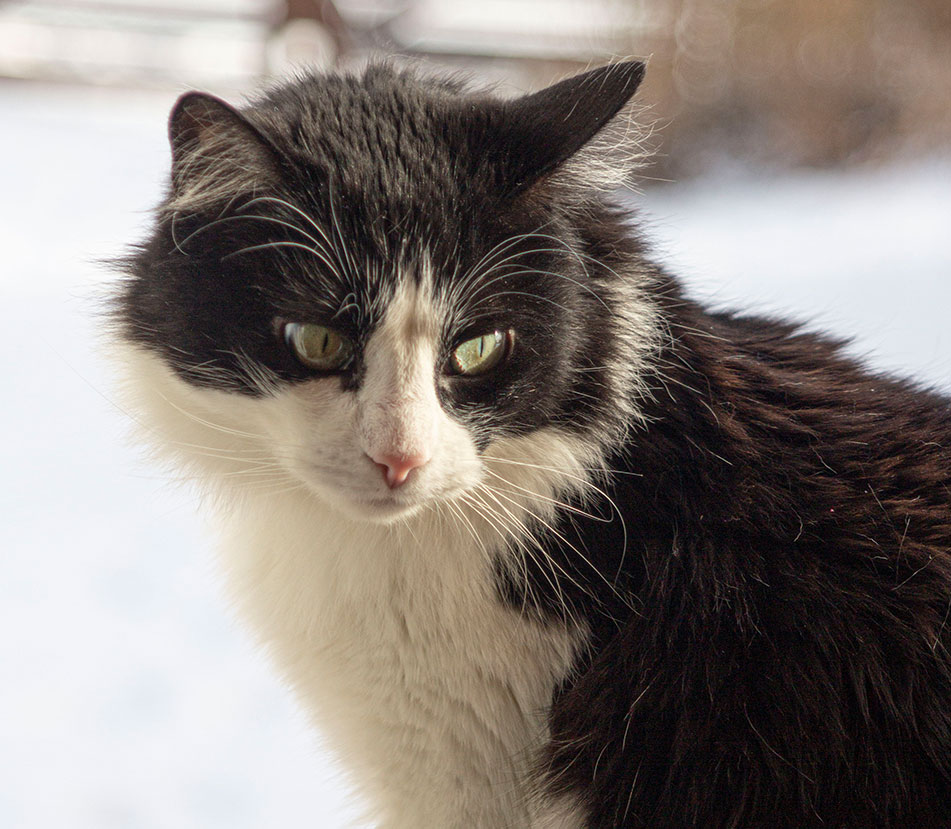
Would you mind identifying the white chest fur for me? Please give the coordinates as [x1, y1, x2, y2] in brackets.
[220, 487, 581, 828]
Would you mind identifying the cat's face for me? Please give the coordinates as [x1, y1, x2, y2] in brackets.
[117, 63, 654, 524]
[244, 273, 509, 523]
[122, 214, 598, 525]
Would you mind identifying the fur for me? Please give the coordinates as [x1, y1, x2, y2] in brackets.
[113, 62, 951, 827]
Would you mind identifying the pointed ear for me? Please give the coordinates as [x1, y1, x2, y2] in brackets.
[167, 92, 281, 211]
[500, 61, 646, 193]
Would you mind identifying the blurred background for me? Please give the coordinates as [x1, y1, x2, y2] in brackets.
[2, 0, 950, 173]
[2, 1, 949, 827]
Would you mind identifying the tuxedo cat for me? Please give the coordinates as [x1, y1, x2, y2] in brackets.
[114, 61, 951, 827]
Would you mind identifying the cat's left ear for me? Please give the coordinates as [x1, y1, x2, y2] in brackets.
[166, 92, 281, 211]
[499, 61, 646, 194]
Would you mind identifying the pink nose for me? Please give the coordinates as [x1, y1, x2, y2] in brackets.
[369, 452, 429, 489]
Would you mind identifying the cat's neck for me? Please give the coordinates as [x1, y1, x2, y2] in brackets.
[213, 469, 582, 828]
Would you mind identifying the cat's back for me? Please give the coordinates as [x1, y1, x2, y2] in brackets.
[541, 305, 951, 827]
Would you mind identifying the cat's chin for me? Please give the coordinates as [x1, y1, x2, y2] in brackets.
[302, 483, 428, 525]
[345, 495, 426, 525]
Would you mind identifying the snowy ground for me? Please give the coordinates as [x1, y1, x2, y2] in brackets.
[1, 80, 948, 829]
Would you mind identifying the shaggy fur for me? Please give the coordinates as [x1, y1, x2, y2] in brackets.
[113, 61, 951, 827]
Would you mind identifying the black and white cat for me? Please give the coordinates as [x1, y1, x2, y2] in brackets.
[113, 62, 951, 827]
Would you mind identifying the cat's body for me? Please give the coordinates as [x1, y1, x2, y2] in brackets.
[114, 62, 951, 826]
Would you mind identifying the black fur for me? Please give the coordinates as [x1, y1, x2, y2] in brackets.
[536, 290, 951, 825]
[117, 62, 951, 826]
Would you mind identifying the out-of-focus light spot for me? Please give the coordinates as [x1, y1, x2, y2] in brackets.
[675, 3, 735, 64]
[673, 56, 732, 105]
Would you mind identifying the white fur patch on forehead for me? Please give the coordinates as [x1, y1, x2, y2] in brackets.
[379, 263, 442, 341]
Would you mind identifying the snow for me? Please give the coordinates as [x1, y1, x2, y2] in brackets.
[1, 80, 948, 828]
[640, 162, 951, 393]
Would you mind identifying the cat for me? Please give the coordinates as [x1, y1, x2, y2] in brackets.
[112, 60, 951, 827]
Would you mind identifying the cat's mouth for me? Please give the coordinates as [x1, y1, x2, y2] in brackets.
[294, 456, 476, 524]
[297, 471, 431, 522]
[357, 492, 419, 510]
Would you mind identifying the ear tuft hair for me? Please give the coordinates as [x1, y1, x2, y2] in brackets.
[166, 92, 281, 213]
[501, 60, 649, 196]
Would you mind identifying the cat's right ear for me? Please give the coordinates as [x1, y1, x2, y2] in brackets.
[498, 61, 647, 196]
[167, 92, 280, 212]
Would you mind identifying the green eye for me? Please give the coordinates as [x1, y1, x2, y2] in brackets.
[284, 322, 353, 371]
[450, 330, 511, 376]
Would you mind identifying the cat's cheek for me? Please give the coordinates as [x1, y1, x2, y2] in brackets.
[113, 344, 288, 489]
[268, 382, 365, 483]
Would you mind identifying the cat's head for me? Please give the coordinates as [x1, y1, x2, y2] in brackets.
[115, 62, 659, 525]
